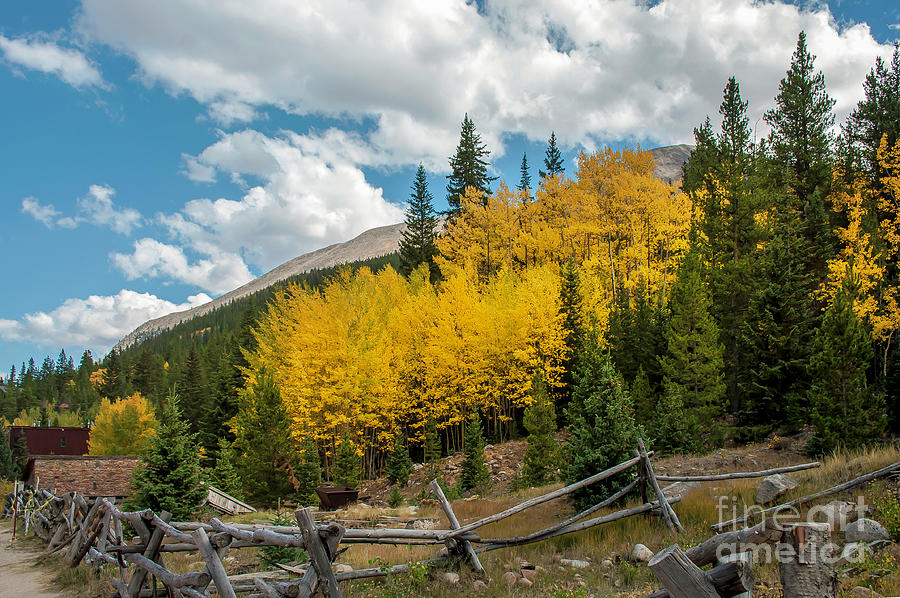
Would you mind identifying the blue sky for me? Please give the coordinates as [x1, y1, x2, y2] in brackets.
[1, 0, 898, 376]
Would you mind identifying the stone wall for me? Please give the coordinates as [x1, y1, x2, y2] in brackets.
[28, 456, 141, 497]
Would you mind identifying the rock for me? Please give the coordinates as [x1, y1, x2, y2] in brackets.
[811, 500, 857, 530]
[502, 571, 518, 586]
[521, 568, 538, 580]
[517, 577, 533, 588]
[473, 580, 488, 592]
[663, 481, 701, 497]
[333, 563, 353, 573]
[443, 572, 460, 585]
[405, 518, 441, 530]
[600, 558, 614, 570]
[631, 543, 654, 563]
[851, 587, 885, 598]
[839, 542, 872, 564]
[560, 558, 591, 569]
[756, 474, 798, 504]
[846, 518, 891, 543]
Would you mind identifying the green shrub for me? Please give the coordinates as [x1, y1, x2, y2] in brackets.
[258, 511, 308, 568]
[874, 486, 900, 540]
[388, 486, 403, 508]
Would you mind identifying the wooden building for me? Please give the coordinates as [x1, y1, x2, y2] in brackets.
[8, 426, 90, 456]
[22, 455, 140, 498]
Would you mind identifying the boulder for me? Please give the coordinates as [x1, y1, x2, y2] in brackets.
[845, 518, 891, 543]
[756, 473, 798, 504]
[851, 587, 885, 598]
[473, 580, 488, 592]
[333, 563, 353, 573]
[502, 571, 518, 586]
[443, 572, 460, 585]
[560, 558, 591, 569]
[631, 543, 654, 563]
[839, 542, 872, 565]
[517, 577, 533, 588]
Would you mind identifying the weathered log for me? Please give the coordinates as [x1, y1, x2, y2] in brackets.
[445, 454, 644, 539]
[253, 577, 286, 598]
[193, 526, 238, 598]
[125, 553, 210, 589]
[779, 522, 837, 598]
[648, 544, 719, 598]
[639, 438, 682, 533]
[643, 559, 755, 598]
[477, 495, 682, 552]
[684, 517, 782, 567]
[296, 508, 342, 598]
[126, 510, 172, 597]
[713, 460, 900, 531]
[430, 479, 485, 575]
[656, 462, 820, 482]
[479, 477, 640, 545]
[209, 517, 305, 547]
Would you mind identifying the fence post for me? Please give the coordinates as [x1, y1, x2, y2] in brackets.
[297, 507, 343, 598]
[638, 438, 683, 533]
[648, 544, 719, 598]
[126, 510, 171, 597]
[430, 479, 486, 577]
[193, 527, 239, 598]
[779, 522, 837, 598]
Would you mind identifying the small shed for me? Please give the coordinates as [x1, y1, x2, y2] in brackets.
[22, 455, 140, 498]
[205, 486, 256, 515]
[8, 426, 90, 456]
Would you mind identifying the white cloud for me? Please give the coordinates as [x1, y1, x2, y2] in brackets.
[21, 197, 61, 227]
[207, 99, 264, 127]
[20, 185, 142, 234]
[0, 290, 210, 354]
[181, 154, 217, 182]
[0, 33, 106, 89]
[168, 130, 405, 272]
[77, 0, 893, 159]
[111, 238, 253, 295]
[77, 184, 142, 234]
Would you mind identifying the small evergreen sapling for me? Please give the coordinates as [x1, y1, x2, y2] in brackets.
[653, 383, 700, 456]
[521, 373, 557, 487]
[332, 434, 360, 489]
[295, 437, 322, 505]
[385, 433, 413, 486]
[459, 412, 490, 493]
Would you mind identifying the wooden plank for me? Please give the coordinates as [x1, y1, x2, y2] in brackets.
[193, 527, 238, 598]
[296, 508, 342, 598]
[648, 544, 719, 598]
[430, 479, 485, 576]
[644, 558, 755, 598]
[445, 454, 643, 539]
[639, 438, 682, 533]
[126, 511, 172, 598]
[657, 462, 820, 482]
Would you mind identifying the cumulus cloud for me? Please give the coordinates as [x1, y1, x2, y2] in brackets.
[78, 0, 892, 160]
[77, 184, 142, 234]
[0, 290, 210, 354]
[0, 33, 106, 88]
[20, 185, 142, 234]
[21, 197, 62, 227]
[111, 238, 253, 295]
[166, 130, 406, 273]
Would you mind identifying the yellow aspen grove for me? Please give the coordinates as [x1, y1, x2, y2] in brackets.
[88, 393, 158, 456]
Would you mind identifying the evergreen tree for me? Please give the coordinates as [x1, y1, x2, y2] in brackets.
[843, 44, 900, 177]
[682, 117, 717, 194]
[232, 369, 297, 506]
[539, 131, 565, 180]
[653, 382, 701, 456]
[565, 336, 643, 511]
[399, 164, 439, 281]
[521, 373, 557, 487]
[517, 152, 532, 195]
[557, 259, 586, 420]
[0, 425, 15, 480]
[660, 251, 726, 428]
[332, 434, 360, 489]
[765, 31, 837, 285]
[295, 437, 322, 505]
[179, 345, 208, 434]
[385, 433, 414, 486]
[99, 349, 126, 400]
[806, 272, 885, 454]
[630, 366, 655, 430]
[206, 438, 243, 499]
[446, 114, 495, 216]
[126, 392, 206, 520]
[459, 412, 490, 493]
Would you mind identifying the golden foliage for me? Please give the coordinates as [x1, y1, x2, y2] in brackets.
[88, 392, 158, 456]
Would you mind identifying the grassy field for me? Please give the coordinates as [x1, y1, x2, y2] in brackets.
[6, 444, 900, 597]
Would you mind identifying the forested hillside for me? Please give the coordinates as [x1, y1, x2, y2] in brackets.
[3, 33, 900, 509]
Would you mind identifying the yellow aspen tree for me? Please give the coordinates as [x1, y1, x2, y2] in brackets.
[88, 392, 158, 456]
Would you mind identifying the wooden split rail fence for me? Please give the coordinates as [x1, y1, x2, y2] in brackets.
[2, 440, 825, 598]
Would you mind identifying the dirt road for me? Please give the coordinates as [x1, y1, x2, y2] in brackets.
[0, 523, 63, 598]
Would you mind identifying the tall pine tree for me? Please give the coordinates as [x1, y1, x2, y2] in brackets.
[518, 152, 532, 195]
[446, 114, 495, 216]
[539, 131, 565, 180]
[399, 164, 439, 281]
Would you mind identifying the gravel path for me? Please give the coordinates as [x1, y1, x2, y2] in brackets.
[0, 522, 63, 598]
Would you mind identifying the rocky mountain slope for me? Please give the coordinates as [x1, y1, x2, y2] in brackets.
[115, 145, 692, 350]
